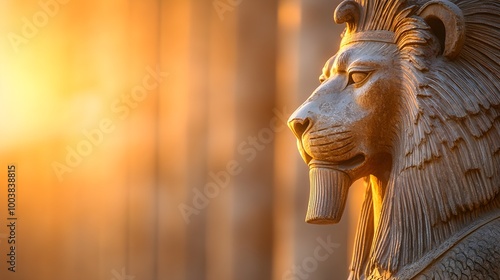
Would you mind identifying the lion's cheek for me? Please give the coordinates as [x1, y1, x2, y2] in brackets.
[352, 74, 399, 108]
[353, 86, 385, 110]
[352, 83, 399, 131]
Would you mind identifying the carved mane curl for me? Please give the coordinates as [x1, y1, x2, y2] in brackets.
[343, 0, 500, 277]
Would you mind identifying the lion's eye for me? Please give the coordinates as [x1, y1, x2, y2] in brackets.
[348, 72, 369, 85]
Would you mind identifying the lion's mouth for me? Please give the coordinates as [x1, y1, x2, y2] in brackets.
[298, 133, 366, 174]
[308, 154, 366, 171]
[298, 127, 363, 166]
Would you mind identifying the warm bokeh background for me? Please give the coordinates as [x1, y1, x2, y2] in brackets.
[0, 1, 365, 279]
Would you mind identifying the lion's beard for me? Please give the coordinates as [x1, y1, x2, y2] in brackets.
[306, 164, 351, 224]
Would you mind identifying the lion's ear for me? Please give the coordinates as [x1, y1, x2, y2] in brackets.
[334, 0, 361, 33]
[417, 0, 466, 59]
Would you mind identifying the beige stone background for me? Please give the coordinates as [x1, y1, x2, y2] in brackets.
[0, 0, 365, 279]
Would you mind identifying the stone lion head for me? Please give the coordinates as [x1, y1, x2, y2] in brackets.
[288, 0, 499, 277]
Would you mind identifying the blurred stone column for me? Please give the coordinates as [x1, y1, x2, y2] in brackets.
[205, 3, 239, 280]
[229, 1, 279, 279]
[158, 2, 192, 280]
[125, 0, 162, 279]
[159, 1, 212, 279]
[273, 0, 301, 278]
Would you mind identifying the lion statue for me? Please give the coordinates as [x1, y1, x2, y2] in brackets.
[287, 0, 500, 278]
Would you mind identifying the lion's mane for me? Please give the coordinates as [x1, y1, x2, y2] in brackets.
[345, 0, 500, 276]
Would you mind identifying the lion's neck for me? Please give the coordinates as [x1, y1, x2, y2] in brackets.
[350, 168, 500, 279]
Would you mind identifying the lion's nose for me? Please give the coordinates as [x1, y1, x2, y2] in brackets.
[288, 107, 313, 139]
[289, 117, 311, 139]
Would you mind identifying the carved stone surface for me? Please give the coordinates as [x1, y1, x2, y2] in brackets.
[287, 0, 500, 278]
